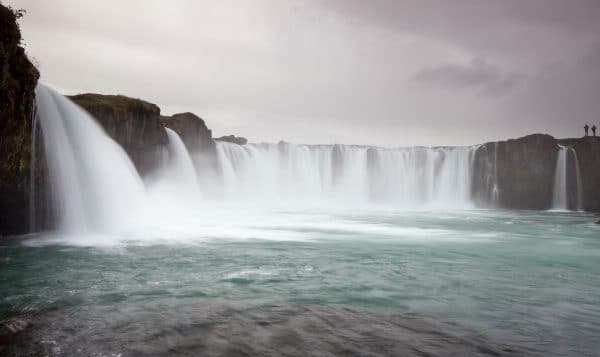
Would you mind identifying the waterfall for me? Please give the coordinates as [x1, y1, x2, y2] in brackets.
[552, 146, 568, 210]
[214, 142, 477, 207]
[551, 145, 583, 211]
[33, 83, 496, 235]
[35, 84, 145, 232]
[491, 142, 499, 205]
[572, 151, 583, 211]
[28, 104, 38, 232]
[164, 128, 200, 194]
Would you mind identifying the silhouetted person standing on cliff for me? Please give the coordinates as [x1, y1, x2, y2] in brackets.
[584, 124, 589, 136]
[593, 125, 597, 136]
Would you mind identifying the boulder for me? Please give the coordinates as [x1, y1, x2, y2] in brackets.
[68, 93, 168, 175]
[0, 4, 40, 235]
[0, 319, 29, 345]
[215, 135, 247, 145]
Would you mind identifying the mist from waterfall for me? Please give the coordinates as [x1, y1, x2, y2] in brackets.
[214, 142, 475, 208]
[33, 84, 498, 238]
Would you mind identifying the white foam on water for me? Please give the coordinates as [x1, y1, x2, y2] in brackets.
[32, 83, 510, 246]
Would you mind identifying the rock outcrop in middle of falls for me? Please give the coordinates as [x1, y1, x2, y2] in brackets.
[215, 135, 248, 145]
[160, 112, 215, 153]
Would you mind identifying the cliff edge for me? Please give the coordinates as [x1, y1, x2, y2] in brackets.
[0, 4, 39, 234]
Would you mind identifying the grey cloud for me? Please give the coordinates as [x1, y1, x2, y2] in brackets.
[510, 44, 600, 131]
[411, 59, 526, 96]
[6, 0, 600, 146]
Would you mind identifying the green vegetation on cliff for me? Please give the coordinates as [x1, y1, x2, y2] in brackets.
[68, 93, 159, 118]
[0, 3, 40, 234]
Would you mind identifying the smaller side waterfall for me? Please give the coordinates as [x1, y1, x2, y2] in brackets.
[572, 151, 583, 211]
[29, 105, 38, 232]
[552, 145, 582, 211]
[491, 142, 499, 205]
[165, 128, 200, 193]
[552, 146, 568, 210]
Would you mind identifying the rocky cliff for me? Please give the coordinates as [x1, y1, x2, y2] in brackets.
[561, 136, 600, 211]
[3, 1, 600, 235]
[215, 135, 247, 145]
[0, 4, 39, 234]
[68, 93, 168, 175]
[472, 134, 559, 210]
[160, 112, 214, 152]
[472, 134, 600, 211]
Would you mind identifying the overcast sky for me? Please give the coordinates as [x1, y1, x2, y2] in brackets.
[8, 0, 600, 146]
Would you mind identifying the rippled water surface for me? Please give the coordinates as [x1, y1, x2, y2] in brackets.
[1, 209, 599, 356]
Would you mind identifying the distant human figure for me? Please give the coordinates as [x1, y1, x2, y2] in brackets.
[584, 124, 589, 136]
[593, 125, 597, 136]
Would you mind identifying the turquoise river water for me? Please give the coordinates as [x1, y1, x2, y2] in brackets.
[1, 208, 599, 356]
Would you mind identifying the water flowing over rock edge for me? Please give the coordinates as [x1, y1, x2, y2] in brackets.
[27, 84, 600, 236]
[1, 0, 599, 235]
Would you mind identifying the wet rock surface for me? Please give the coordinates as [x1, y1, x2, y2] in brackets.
[0, 319, 29, 345]
[472, 134, 559, 210]
[2, 303, 523, 356]
[565, 136, 600, 211]
[0, 4, 40, 235]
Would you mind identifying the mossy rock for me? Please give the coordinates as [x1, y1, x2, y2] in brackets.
[0, 3, 40, 235]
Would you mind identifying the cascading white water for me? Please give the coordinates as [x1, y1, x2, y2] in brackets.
[214, 142, 477, 207]
[35, 84, 145, 232]
[552, 145, 583, 211]
[491, 142, 499, 205]
[162, 128, 201, 195]
[572, 151, 583, 211]
[34, 83, 483, 236]
[552, 146, 569, 210]
[29, 105, 38, 231]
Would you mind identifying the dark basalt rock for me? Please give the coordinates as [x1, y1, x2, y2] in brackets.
[215, 134, 247, 145]
[472, 134, 559, 210]
[68, 93, 168, 175]
[0, 319, 29, 345]
[0, 4, 40, 235]
[472, 134, 600, 211]
[566, 136, 600, 211]
[160, 112, 214, 153]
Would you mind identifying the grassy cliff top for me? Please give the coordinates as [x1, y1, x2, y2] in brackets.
[68, 93, 160, 116]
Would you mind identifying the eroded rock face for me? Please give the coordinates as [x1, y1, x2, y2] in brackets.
[568, 137, 600, 211]
[68, 93, 168, 175]
[0, 4, 40, 235]
[160, 112, 214, 153]
[215, 135, 247, 145]
[472, 134, 559, 210]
